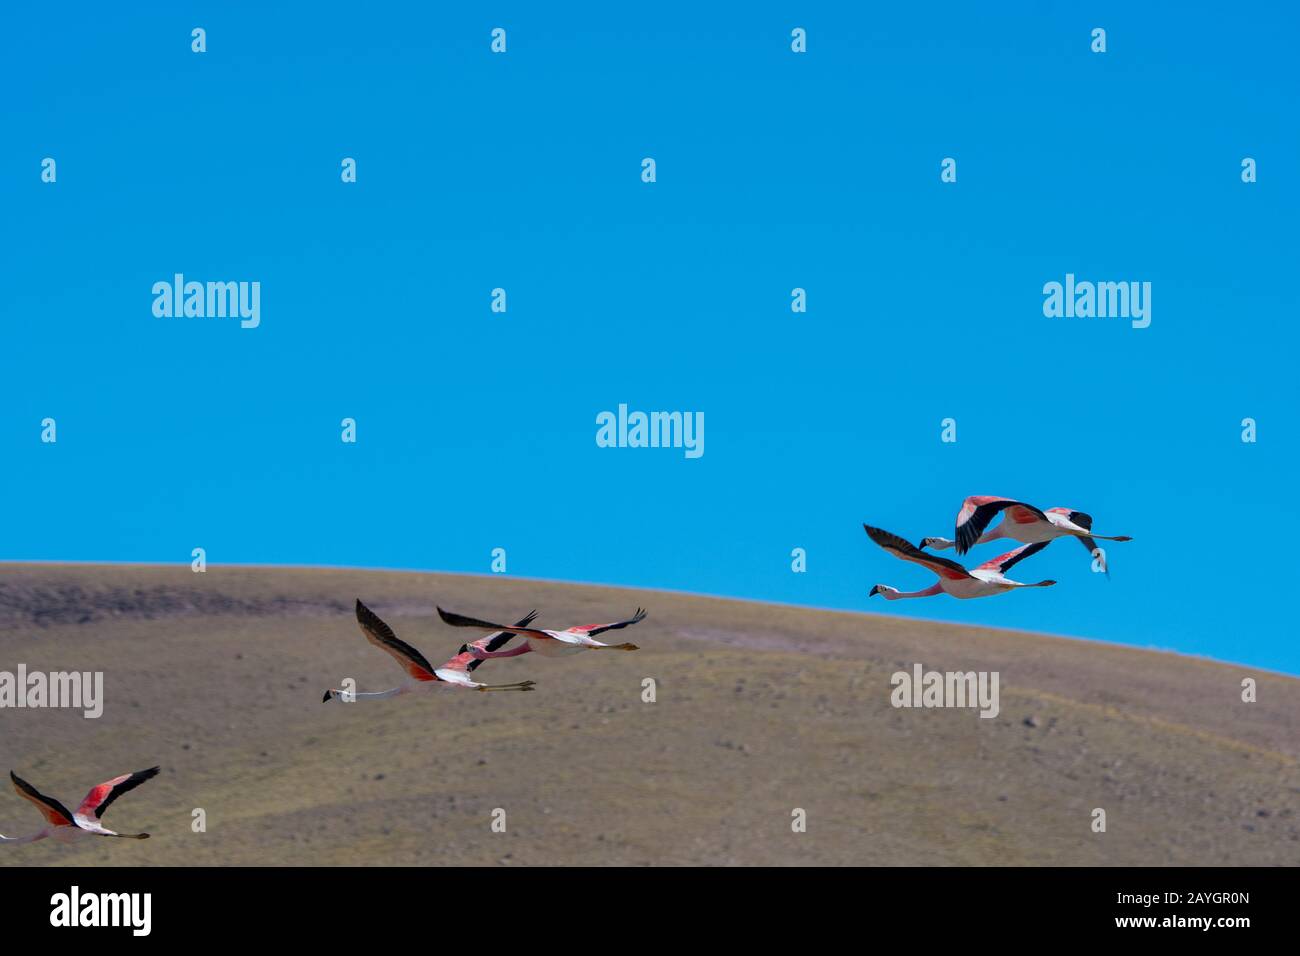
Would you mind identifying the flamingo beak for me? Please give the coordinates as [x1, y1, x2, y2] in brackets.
[458, 644, 468, 654]
[869, 586, 880, 597]
[321, 691, 332, 703]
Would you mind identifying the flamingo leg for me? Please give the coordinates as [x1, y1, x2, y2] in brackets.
[476, 680, 536, 692]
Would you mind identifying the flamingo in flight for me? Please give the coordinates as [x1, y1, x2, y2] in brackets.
[437, 606, 646, 657]
[1, 767, 159, 844]
[321, 600, 538, 702]
[918, 495, 1132, 571]
[864, 524, 1055, 600]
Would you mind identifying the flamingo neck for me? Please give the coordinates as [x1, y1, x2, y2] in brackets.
[882, 583, 943, 600]
[349, 686, 407, 700]
[481, 643, 532, 660]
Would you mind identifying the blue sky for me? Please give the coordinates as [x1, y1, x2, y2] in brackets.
[3, 3, 1297, 674]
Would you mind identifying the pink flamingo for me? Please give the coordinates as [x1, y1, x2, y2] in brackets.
[864, 524, 1055, 600]
[437, 606, 646, 657]
[321, 600, 537, 701]
[1, 767, 160, 844]
[918, 495, 1132, 571]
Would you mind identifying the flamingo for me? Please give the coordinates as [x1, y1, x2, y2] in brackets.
[322, 600, 538, 702]
[1, 767, 159, 844]
[864, 524, 1056, 600]
[437, 606, 646, 657]
[918, 495, 1132, 571]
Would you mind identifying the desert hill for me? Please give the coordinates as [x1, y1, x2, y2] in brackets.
[0, 564, 1295, 865]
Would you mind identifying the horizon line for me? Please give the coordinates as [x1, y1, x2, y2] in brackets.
[0, 557, 1295, 680]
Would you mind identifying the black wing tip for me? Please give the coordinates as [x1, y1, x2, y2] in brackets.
[136, 766, 161, 780]
[863, 524, 907, 549]
[515, 610, 539, 627]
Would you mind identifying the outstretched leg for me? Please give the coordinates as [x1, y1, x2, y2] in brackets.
[589, 642, 638, 651]
[476, 680, 536, 692]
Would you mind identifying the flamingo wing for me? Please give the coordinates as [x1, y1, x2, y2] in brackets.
[355, 599, 439, 682]
[863, 525, 971, 580]
[481, 610, 539, 653]
[571, 608, 647, 637]
[977, 541, 1050, 574]
[436, 649, 478, 674]
[455, 610, 540, 672]
[74, 767, 160, 824]
[1067, 510, 1093, 530]
[437, 607, 554, 642]
[10, 772, 74, 827]
[955, 496, 1048, 554]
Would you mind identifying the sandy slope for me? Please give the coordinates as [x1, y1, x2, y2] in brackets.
[0, 564, 1296, 866]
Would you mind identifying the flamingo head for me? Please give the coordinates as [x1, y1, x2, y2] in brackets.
[868, 585, 897, 598]
[322, 689, 340, 703]
[917, 536, 954, 551]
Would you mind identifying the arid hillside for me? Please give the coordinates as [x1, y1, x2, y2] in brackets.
[0, 564, 1295, 865]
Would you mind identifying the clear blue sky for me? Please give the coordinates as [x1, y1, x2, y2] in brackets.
[3, 3, 1297, 674]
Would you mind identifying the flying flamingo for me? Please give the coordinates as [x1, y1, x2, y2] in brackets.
[864, 524, 1056, 600]
[437, 606, 646, 657]
[1, 767, 160, 844]
[918, 495, 1132, 571]
[321, 600, 538, 702]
